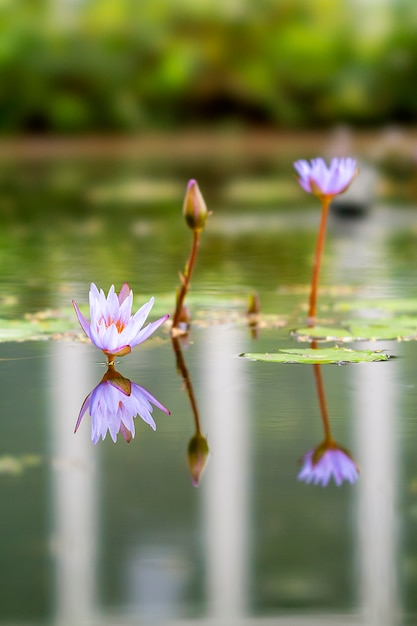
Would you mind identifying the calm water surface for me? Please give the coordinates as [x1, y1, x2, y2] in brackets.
[1, 161, 417, 626]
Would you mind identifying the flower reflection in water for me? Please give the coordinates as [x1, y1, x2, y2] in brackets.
[298, 441, 359, 486]
[75, 365, 170, 444]
[298, 359, 359, 486]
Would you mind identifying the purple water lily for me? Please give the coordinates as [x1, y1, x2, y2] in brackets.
[73, 282, 168, 358]
[293, 157, 358, 323]
[75, 366, 170, 444]
[298, 440, 359, 486]
[294, 157, 358, 199]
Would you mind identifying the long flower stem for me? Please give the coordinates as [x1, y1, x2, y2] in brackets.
[172, 230, 201, 330]
[308, 197, 331, 326]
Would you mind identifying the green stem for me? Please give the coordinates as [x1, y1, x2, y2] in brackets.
[172, 230, 201, 330]
[308, 197, 331, 326]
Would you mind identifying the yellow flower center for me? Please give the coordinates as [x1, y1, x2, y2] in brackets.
[103, 317, 125, 333]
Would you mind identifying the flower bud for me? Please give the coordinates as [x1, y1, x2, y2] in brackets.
[187, 432, 209, 487]
[183, 179, 208, 232]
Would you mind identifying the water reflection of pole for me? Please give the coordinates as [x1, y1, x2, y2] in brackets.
[49, 343, 97, 625]
[326, 185, 401, 622]
[201, 327, 250, 620]
[353, 345, 398, 626]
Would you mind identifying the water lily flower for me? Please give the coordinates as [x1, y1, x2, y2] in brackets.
[73, 283, 169, 358]
[293, 157, 358, 324]
[298, 440, 359, 486]
[75, 366, 170, 444]
[294, 157, 358, 200]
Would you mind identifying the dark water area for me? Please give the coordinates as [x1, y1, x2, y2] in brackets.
[1, 148, 417, 625]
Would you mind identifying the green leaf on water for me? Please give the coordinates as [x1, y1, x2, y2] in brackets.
[241, 347, 390, 364]
[347, 318, 417, 341]
[292, 317, 417, 342]
[333, 298, 417, 314]
[0, 292, 250, 343]
[291, 326, 355, 342]
[0, 316, 74, 342]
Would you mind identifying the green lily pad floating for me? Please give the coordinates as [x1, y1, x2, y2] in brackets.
[347, 318, 417, 341]
[333, 298, 417, 314]
[242, 347, 389, 364]
[292, 317, 417, 342]
[0, 291, 252, 343]
[291, 326, 355, 343]
[0, 317, 72, 342]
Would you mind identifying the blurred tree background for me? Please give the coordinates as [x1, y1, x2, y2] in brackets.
[0, 0, 416, 133]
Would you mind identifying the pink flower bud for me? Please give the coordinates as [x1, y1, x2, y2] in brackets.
[183, 179, 208, 232]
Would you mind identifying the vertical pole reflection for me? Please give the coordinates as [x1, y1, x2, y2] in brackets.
[49, 343, 97, 625]
[201, 327, 250, 620]
[353, 348, 398, 625]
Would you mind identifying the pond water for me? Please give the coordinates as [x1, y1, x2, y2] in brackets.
[1, 154, 417, 626]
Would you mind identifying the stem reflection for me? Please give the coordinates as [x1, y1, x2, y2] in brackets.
[171, 335, 209, 486]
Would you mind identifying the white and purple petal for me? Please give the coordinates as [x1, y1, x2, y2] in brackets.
[294, 157, 357, 197]
[298, 446, 359, 487]
[73, 283, 168, 355]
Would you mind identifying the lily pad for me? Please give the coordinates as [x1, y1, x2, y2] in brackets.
[241, 347, 390, 364]
[333, 298, 417, 314]
[291, 326, 355, 343]
[292, 317, 417, 342]
[0, 316, 75, 342]
[0, 292, 252, 343]
[347, 318, 417, 341]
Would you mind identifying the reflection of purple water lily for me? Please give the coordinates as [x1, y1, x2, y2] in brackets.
[294, 157, 358, 199]
[75, 366, 170, 444]
[73, 282, 168, 359]
[298, 440, 359, 486]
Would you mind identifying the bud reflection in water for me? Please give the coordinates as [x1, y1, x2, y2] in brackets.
[298, 357, 359, 487]
[171, 335, 209, 486]
[75, 364, 170, 444]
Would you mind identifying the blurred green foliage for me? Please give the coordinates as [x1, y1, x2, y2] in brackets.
[0, 0, 417, 132]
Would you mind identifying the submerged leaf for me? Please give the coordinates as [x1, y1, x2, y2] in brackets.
[241, 347, 390, 364]
[0, 454, 42, 475]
